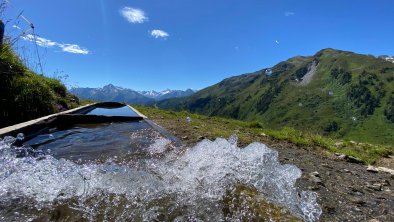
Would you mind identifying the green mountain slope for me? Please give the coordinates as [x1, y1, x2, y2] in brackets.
[158, 49, 394, 144]
[0, 43, 80, 128]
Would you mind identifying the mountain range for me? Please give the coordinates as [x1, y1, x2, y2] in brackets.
[70, 84, 195, 105]
[157, 49, 394, 145]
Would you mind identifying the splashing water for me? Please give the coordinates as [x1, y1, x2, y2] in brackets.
[0, 134, 321, 221]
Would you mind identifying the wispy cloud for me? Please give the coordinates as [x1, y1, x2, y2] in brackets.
[285, 11, 295, 16]
[58, 44, 89, 55]
[21, 34, 57, 47]
[151, 29, 169, 39]
[21, 34, 89, 55]
[12, 25, 21, 30]
[120, 7, 148, 24]
[275, 40, 280, 44]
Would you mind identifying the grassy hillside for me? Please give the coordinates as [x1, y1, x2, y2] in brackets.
[157, 49, 394, 145]
[0, 43, 80, 128]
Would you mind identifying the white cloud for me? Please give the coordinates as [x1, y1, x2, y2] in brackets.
[285, 11, 295, 16]
[21, 34, 57, 47]
[58, 44, 89, 55]
[12, 25, 21, 30]
[120, 7, 148, 24]
[150, 29, 169, 39]
[275, 40, 280, 44]
[21, 34, 89, 55]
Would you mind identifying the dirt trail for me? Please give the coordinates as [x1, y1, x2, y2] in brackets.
[147, 115, 394, 222]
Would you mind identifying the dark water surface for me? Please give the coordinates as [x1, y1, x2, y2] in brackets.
[23, 121, 162, 163]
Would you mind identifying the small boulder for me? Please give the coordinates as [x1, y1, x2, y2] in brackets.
[366, 165, 378, 173]
[376, 167, 394, 175]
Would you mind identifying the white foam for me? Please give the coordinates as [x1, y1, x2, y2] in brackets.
[0, 135, 321, 221]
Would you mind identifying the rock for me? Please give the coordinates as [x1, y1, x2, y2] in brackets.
[309, 171, 323, 185]
[335, 153, 347, 160]
[310, 171, 320, 177]
[366, 183, 382, 191]
[368, 219, 381, 222]
[345, 155, 363, 164]
[182, 136, 188, 140]
[323, 205, 336, 214]
[321, 163, 333, 169]
[197, 136, 205, 140]
[160, 116, 164, 119]
[193, 126, 199, 129]
[309, 185, 320, 191]
[366, 165, 378, 173]
[260, 133, 267, 137]
[376, 167, 394, 175]
[334, 142, 343, 147]
[349, 196, 366, 205]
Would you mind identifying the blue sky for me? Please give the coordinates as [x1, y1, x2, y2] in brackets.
[4, 0, 394, 91]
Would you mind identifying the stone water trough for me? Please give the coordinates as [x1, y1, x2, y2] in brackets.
[0, 102, 181, 162]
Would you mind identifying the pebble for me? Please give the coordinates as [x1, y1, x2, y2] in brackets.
[182, 136, 189, 140]
[193, 126, 199, 129]
[197, 136, 205, 140]
[309, 171, 323, 185]
[366, 183, 382, 191]
[349, 196, 366, 205]
[321, 163, 333, 169]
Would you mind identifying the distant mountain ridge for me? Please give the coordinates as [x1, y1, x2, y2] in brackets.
[157, 48, 394, 145]
[70, 84, 195, 105]
[138, 89, 195, 100]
